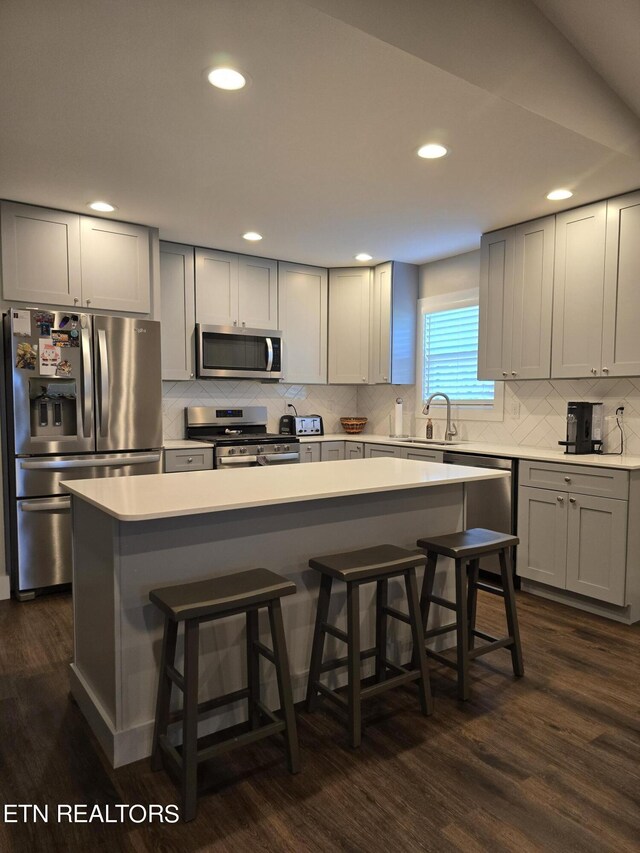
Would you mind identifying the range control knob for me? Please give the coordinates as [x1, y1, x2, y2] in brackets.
[228, 448, 236, 456]
[284, 445, 290, 452]
[257, 446, 264, 454]
[239, 447, 247, 454]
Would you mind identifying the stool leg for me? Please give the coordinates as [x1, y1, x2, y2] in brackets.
[499, 549, 524, 677]
[455, 559, 471, 701]
[467, 559, 480, 651]
[151, 617, 178, 771]
[346, 582, 361, 748]
[419, 552, 438, 632]
[375, 578, 388, 682]
[246, 609, 260, 729]
[181, 619, 199, 823]
[404, 568, 433, 716]
[306, 573, 332, 712]
[268, 599, 300, 774]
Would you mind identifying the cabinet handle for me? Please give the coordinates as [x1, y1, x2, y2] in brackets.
[233, 320, 237, 326]
[242, 321, 246, 327]
[511, 371, 517, 376]
[73, 297, 79, 305]
[591, 367, 597, 374]
[187, 457, 193, 463]
[557, 496, 564, 502]
[602, 367, 609, 373]
[569, 497, 576, 504]
[564, 476, 571, 483]
[383, 376, 388, 381]
[362, 377, 366, 382]
[190, 373, 194, 378]
[502, 372, 508, 377]
[86, 299, 91, 306]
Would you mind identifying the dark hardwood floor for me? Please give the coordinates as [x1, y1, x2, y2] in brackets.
[0, 588, 639, 852]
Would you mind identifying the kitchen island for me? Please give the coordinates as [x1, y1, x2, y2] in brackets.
[64, 457, 507, 767]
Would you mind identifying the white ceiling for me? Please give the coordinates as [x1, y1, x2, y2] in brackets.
[0, 0, 638, 266]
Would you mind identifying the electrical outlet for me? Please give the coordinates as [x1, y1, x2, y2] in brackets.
[510, 400, 520, 418]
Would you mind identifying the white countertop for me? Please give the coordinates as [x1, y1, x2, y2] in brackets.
[297, 433, 640, 469]
[63, 457, 507, 522]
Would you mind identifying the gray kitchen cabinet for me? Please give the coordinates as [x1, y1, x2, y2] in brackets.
[551, 202, 607, 378]
[478, 216, 554, 381]
[602, 191, 640, 377]
[565, 493, 627, 605]
[517, 486, 568, 588]
[195, 249, 277, 329]
[364, 443, 403, 458]
[300, 442, 321, 463]
[321, 441, 345, 461]
[369, 261, 418, 384]
[164, 447, 213, 472]
[159, 242, 195, 380]
[328, 267, 371, 384]
[278, 261, 328, 384]
[80, 217, 152, 313]
[1, 201, 82, 306]
[401, 447, 444, 463]
[345, 442, 364, 460]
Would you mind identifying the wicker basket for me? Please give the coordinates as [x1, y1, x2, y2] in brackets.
[340, 417, 368, 434]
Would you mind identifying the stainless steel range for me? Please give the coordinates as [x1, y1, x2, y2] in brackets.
[186, 406, 300, 468]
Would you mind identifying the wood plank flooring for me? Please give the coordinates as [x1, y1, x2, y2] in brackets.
[0, 589, 638, 852]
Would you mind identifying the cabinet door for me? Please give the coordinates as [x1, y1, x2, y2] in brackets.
[300, 443, 321, 463]
[370, 261, 392, 383]
[602, 192, 640, 377]
[195, 249, 239, 326]
[238, 255, 278, 329]
[551, 203, 606, 378]
[345, 442, 364, 460]
[1, 202, 81, 306]
[478, 227, 515, 380]
[364, 443, 403, 458]
[278, 262, 327, 384]
[160, 242, 195, 380]
[80, 218, 151, 313]
[517, 486, 568, 588]
[566, 494, 627, 605]
[510, 217, 554, 379]
[328, 267, 371, 384]
[321, 441, 345, 461]
[402, 448, 444, 463]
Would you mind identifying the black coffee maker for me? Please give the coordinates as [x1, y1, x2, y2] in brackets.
[559, 402, 603, 454]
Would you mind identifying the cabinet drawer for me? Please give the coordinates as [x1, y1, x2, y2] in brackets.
[164, 448, 213, 473]
[402, 448, 444, 463]
[519, 460, 628, 499]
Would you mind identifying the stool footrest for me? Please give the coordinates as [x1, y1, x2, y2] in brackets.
[424, 621, 458, 639]
[254, 640, 275, 664]
[468, 637, 513, 660]
[159, 735, 183, 775]
[320, 647, 377, 673]
[474, 581, 505, 597]
[382, 605, 411, 625]
[255, 700, 280, 725]
[361, 670, 418, 700]
[196, 719, 286, 764]
[166, 664, 185, 692]
[322, 623, 348, 644]
[472, 629, 498, 643]
[169, 687, 250, 725]
[316, 682, 348, 708]
[429, 595, 457, 612]
[426, 649, 457, 670]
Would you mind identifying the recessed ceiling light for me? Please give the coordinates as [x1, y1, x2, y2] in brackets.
[88, 201, 117, 212]
[546, 188, 573, 201]
[243, 231, 262, 241]
[207, 67, 247, 90]
[417, 143, 448, 159]
[355, 253, 373, 262]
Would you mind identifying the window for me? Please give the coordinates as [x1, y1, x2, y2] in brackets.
[417, 291, 503, 421]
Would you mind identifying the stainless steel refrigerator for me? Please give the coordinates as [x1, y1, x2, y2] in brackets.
[2, 308, 163, 599]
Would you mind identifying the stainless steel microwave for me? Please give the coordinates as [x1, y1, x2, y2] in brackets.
[196, 324, 283, 380]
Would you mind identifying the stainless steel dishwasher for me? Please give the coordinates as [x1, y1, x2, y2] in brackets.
[443, 452, 517, 577]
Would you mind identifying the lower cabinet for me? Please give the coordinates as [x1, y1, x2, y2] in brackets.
[518, 485, 627, 605]
[345, 442, 364, 460]
[364, 443, 403, 458]
[164, 448, 213, 473]
[321, 441, 345, 461]
[403, 448, 444, 463]
[300, 443, 321, 463]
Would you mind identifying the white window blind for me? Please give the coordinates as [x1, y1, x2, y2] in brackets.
[423, 305, 494, 404]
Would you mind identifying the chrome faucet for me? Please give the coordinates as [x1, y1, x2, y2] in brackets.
[422, 393, 458, 442]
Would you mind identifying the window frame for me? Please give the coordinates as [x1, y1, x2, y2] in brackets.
[415, 289, 504, 423]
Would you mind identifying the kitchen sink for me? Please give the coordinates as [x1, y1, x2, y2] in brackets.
[394, 437, 465, 446]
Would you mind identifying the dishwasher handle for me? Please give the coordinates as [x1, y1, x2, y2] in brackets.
[443, 452, 513, 471]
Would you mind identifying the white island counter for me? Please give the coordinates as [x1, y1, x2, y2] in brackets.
[65, 458, 507, 767]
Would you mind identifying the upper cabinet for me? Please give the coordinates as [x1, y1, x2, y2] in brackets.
[1, 201, 154, 314]
[328, 267, 371, 384]
[369, 261, 418, 384]
[159, 242, 195, 381]
[551, 202, 606, 378]
[278, 261, 328, 384]
[478, 217, 554, 381]
[195, 249, 277, 330]
[602, 191, 640, 377]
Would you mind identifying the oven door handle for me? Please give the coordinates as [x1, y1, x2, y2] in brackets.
[217, 455, 258, 466]
[257, 452, 300, 464]
[265, 337, 274, 372]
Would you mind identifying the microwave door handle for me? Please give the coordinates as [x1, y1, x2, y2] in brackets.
[97, 329, 110, 437]
[265, 337, 274, 372]
[81, 326, 92, 437]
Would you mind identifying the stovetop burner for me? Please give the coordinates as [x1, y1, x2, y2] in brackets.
[192, 432, 294, 446]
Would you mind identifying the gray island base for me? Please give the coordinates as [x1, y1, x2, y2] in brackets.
[65, 458, 507, 767]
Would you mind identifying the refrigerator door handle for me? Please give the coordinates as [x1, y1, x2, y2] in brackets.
[19, 453, 162, 471]
[81, 325, 92, 438]
[97, 328, 110, 437]
[20, 498, 72, 513]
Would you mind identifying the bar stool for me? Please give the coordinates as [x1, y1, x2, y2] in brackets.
[149, 568, 300, 822]
[416, 528, 524, 701]
[306, 544, 432, 748]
